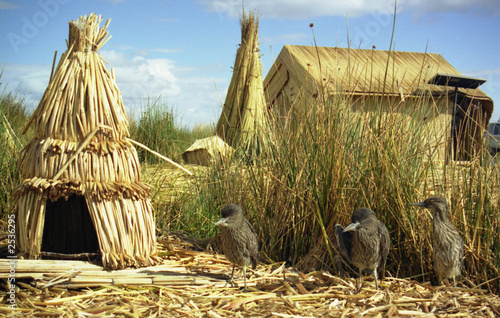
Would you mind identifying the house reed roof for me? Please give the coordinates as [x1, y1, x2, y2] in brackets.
[264, 45, 493, 118]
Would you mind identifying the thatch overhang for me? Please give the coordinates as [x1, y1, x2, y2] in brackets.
[12, 14, 159, 269]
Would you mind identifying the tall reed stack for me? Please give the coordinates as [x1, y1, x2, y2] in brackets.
[12, 14, 159, 269]
[216, 10, 270, 157]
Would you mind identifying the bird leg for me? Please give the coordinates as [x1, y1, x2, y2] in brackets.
[242, 265, 248, 292]
[225, 265, 237, 288]
[334, 255, 346, 279]
[357, 268, 363, 291]
[437, 275, 443, 287]
[230, 264, 235, 281]
[374, 268, 379, 290]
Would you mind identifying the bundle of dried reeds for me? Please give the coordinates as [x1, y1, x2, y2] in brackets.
[215, 10, 270, 157]
[12, 13, 159, 269]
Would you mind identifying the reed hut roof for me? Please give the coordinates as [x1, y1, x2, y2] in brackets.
[264, 45, 493, 121]
[13, 13, 159, 269]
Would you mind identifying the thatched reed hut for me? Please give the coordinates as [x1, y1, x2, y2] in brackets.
[264, 45, 493, 161]
[216, 11, 270, 157]
[182, 136, 232, 166]
[12, 14, 159, 269]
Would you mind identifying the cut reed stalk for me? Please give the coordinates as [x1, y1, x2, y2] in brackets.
[215, 10, 270, 157]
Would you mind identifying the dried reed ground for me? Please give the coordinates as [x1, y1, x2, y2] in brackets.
[1, 232, 500, 317]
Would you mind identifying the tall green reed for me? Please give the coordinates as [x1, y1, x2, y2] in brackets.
[159, 69, 499, 293]
[0, 88, 32, 217]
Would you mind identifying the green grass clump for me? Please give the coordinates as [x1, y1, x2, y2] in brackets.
[0, 88, 33, 217]
[129, 97, 214, 164]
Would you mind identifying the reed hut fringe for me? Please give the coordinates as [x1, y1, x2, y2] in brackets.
[12, 13, 160, 269]
[215, 10, 270, 158]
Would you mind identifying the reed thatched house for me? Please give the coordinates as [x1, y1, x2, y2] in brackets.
[12, 14, 159, 269]
[182, 136, 232, 166]
[263, 45, 494, 161]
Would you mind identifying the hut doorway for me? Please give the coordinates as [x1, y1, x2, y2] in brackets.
[42, 195, 100, 255]
[451, 96, 486, 161]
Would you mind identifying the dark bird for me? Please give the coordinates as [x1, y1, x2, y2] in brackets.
[411, 197, 464, 286]
[334, 208, 390, 290]
[215, 204, 258, 291]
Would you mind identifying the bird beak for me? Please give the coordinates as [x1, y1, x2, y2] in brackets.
[343, 221, 360, 232]
[410, 202, 433, 218]
[215, 217, 229, 227]
[410, 202, 426, 207]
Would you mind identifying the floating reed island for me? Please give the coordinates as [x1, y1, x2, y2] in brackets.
[12, 13, 160, 269]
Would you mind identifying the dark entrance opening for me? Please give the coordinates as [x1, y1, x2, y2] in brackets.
[452, 97, 486, 161]
[42, 195, 100, 254]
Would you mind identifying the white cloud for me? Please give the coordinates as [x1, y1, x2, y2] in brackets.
[402, 0, 499, 15]
[1, 63, 51, 109]
[101, 49, 129, 65]
[119, 56, 180, 98]
[202, 0, 394, 18]
[99, 50, 183, 116]
[2, 49, 226, 127]
[108, 47, 182, 57]
[200, 0, 499, 19]
[170, 75, 227, 126]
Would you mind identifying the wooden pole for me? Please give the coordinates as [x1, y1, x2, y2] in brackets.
[127, 138, 193, 176]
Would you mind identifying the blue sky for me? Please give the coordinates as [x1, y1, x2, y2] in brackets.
[1, 0, 499, 127]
